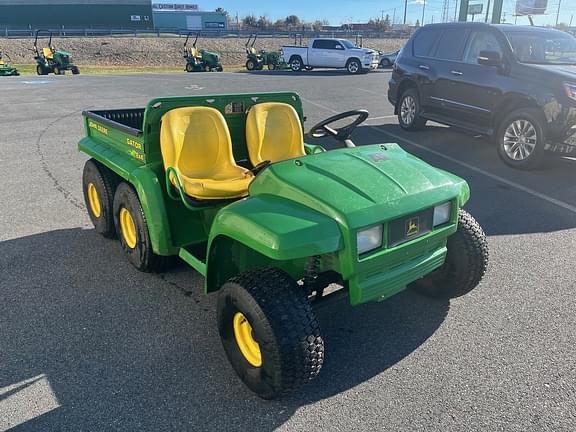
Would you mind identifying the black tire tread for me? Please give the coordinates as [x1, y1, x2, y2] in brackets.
[82, 159, 118, 238]
[219, 268, 323, 398]
[411, 209, 489, 298]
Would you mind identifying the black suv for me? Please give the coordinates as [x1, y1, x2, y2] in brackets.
[388, 22, 576, 169]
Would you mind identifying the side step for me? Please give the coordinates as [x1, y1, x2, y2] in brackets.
[178, 247, 207, 276]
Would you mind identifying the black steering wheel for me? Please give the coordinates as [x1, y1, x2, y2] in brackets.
[307, 110, 369, 148]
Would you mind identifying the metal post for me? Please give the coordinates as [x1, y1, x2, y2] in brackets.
[422, 0, 426, 25]
[392, 8, 396, 25]
[485, 0, 491, 22]
[491, 0, 503, 23]
[403, 0, 408, 24]
[458, 0, 469, 21]
[556, 0, 562, 26]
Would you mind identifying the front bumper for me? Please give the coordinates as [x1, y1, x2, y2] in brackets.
[364, 56, 380, 70]
[346, 224, 455, 306]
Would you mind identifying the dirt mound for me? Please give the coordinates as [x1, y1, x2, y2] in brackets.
[1, 36, 407, 67]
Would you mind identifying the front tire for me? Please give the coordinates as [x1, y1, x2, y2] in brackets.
[346, 58, 361, 74]
[496, 108, 546, 170]
[410, 210, 489, 298]
[398, 88, 427, 131]
[82, 159, 117, 238]
[71, 66, 80, 75]
[290, 56, 303, 72]
[217, 268, 324, 399]
[113, 182, 167, 272]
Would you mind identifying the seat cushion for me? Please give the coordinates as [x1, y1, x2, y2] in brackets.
[161, 106, 254, 200]
[246, 102, 306, 166]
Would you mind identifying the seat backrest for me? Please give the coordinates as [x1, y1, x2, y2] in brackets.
[245, 102, 305, 166]
[190, 47, 200, 58]
[160, 107, 238, 179]
[249, 47, 257, 55]
[43, 47, 53, 59]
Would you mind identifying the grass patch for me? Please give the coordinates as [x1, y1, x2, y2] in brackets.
[12, 64, 246, 75]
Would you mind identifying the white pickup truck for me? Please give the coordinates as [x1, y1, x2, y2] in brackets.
[282, 38, 379, 74]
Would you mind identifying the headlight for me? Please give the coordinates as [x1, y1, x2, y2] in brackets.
[564, 83, 576, 101]
[433, 202, 452, 227]
[357, 225, 383, 255]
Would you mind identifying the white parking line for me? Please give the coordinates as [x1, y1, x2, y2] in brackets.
[302, 97, 576, 215]
[366, 115, 397, 121]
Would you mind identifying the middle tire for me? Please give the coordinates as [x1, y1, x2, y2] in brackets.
[113, 182, 167, 272]
[217, 268, 324, 399]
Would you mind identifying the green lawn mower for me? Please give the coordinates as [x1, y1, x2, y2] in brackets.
[183, 32, 223, 72]
[0, 51, 19, 76]
[33, 30, 80, 76]
[245, 34, 287, 71]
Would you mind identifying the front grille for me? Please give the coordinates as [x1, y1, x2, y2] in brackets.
[388, 208, 434, 248]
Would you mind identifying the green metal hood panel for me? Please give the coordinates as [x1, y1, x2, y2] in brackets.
[250, 143, 469, 229]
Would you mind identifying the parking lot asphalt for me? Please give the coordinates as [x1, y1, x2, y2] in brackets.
[1, 70, 575, 432]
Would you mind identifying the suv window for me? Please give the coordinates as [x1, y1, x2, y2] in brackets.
[413, 28, 441, 57]
[464, 31, 503, 64]
[434, 28, 468, 61]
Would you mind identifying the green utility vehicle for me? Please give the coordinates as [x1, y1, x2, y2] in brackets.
[0, 51, 19, 76]
[244, 34, 287, 71]
[79, 92, 489, 399]
[33, 30, 80, 75]
[183, 32, 223, 72]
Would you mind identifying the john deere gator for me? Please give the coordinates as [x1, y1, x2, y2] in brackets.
[78, 92, 489, 399]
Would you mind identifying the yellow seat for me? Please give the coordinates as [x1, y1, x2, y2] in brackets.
[246, 102, 306, 166]
[190, 47, 201, 58]
[160, 107, 254, 200]
[42, 47, 53, 59]
[249, 47, 257, 55]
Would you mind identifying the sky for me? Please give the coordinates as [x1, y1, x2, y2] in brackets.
[184, 0, 576, 26]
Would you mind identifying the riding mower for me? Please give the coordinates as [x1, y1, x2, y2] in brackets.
[33, 30, 80, 76]
[0, 51, 19, 76]
[244, 34, 287, 71]
[183, 32, 223, 73]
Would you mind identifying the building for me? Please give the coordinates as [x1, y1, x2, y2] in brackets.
[0, 0, 153, 29]
[0, 1, 227, 31]
[152, 3, 227, 30]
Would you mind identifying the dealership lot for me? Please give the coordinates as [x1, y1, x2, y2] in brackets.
[1, 70, 575, 431]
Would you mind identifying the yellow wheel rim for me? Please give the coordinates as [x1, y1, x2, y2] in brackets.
[87, 183, 101, 218]
[233, 312, 262, 367]
[119, 207, 137, 249]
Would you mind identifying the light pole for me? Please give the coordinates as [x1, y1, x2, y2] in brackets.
[556, 0, 562, 26]
[403, 0, 408, 24]
[422, 0, 426, 25]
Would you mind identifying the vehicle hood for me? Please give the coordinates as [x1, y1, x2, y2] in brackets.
[524, 63, 576, 81]
[249, 143, 469, 229]
[350, 48, 377, 56]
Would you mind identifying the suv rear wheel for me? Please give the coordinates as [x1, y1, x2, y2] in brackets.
[398, 88, 427, 131]
[496, 108, 546, 170]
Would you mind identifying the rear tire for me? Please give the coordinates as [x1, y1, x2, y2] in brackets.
[217, 268, 324, 399]
[496, 108, 546, 170]
[397, 88, 427, 131]
[113, 182, 168, 272]
[185, 63, 194, 73]
[82, 159, 117, 238]
[246, 59, 256, 71]
[36, 64, 46, 76]
[410, 210, 489, 298]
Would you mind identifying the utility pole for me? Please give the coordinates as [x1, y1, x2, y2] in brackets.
[556, 0, 562, 26]
[570, 14, 574, 27]
[422, 0, 426, 25]
[485, 0, 491, 22]
[392, 8, 396, 25]
[403, 0, 408, 25]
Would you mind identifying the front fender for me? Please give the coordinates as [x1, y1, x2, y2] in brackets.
[205, 194, 342, 292]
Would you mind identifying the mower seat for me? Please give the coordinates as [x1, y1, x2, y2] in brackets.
[161, 107, 254, 200]
[190, 47, 201, 58]
[249, 47, 257, 55]
[246, 102, 306, 166]
[42, 47, 53, 59]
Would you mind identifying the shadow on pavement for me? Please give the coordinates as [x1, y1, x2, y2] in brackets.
[1, 228, 448, 431]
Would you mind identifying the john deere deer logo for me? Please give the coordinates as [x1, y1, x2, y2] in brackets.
[406, 217, 419, 237]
